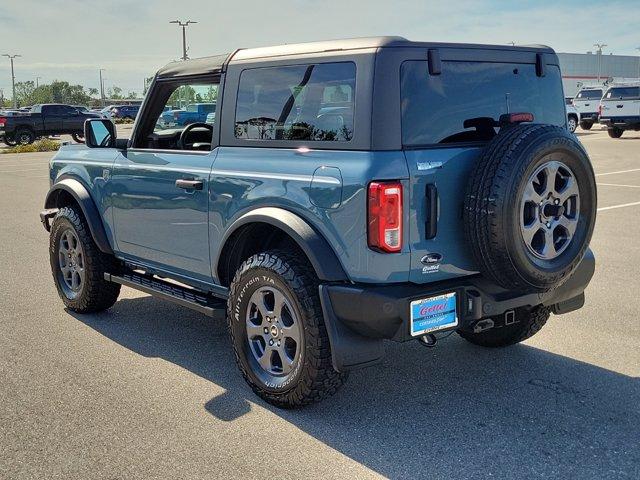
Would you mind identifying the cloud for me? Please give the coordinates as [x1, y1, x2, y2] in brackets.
[0, 0, 637, 94]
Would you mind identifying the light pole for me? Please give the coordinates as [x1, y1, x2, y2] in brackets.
[99, 69, 106, 107]
[636, 47, 640, 79]
[36, 76, 41, 88]
[169, 20, 197, 61]
[2, 54, 21, 108]
[593, 43, 607, 82]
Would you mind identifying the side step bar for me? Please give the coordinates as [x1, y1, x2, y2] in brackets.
[104, 272, 227, 319]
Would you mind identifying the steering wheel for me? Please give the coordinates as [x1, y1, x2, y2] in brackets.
[178, 122, 214, 150]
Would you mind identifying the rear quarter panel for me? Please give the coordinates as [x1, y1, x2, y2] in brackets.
[209, 147, 411, 284]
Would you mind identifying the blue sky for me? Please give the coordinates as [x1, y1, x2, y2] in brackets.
[0, 0, 638, 97]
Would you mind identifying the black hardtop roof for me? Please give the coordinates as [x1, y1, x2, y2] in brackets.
[156, 36, 556, 79]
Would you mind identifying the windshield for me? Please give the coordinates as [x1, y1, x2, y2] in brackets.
[575, 89, 602, 100]
[401, 61, 565, 145]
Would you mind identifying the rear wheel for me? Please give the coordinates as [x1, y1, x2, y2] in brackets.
[15, 128, 36, 145]
[228, 250, 347, 408]
[567, 116, 577, 133]
[3, 134, 17, 146]
[458, 306, 551, 347]
[50, 206, 121, 313]
[607, 127, 623, 138]
[579, 121, 593, 130]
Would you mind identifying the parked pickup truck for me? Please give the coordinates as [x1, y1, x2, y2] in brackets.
[599, 84, 640, 138]
[0, 103, 99, 145]
[40, 37, 597, 408]
[158, 102, 216, 127]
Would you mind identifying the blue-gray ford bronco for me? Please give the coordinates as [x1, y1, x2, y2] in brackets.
[41, 37, 597, 408]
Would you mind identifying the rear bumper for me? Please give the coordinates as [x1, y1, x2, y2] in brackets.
[600, 116, 640, 129]
[320, 249, 595, 370]
[579, 113, 598, 122]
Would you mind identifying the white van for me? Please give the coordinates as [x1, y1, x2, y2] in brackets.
[573, 87, 603, 130]
[599, 85, 640, 138]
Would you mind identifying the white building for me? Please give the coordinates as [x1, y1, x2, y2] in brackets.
[558, 52, 640, 96]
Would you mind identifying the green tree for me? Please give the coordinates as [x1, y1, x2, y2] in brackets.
[107, 86, 123, 99]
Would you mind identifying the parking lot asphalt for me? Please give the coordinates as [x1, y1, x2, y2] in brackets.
[1, 127, 639, 479]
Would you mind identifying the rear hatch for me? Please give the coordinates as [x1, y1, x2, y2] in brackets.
[600, 86, 640, 120]
[401, 55, 566, 284]
[573, 88, 603, 114]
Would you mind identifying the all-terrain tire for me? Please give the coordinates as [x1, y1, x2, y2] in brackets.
[227, 250, 347, 408]
[458, 306, 551, 347]
[579, 121, 593, 130]
[49, 206, 121, 313]
[607, 128, 623, 138]
[463, 123, 597, 293]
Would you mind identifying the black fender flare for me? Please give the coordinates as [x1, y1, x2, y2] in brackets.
[44, 177, 114, 254]
[217, 207, 348, 282]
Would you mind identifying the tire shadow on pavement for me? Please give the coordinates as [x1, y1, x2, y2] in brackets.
[70, 295, 640, 480]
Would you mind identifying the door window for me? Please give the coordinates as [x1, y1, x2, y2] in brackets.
[234, 62, 356, 142]
[147, 82, 218, 151]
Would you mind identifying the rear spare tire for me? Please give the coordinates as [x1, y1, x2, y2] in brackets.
[464, 124, 596, 292]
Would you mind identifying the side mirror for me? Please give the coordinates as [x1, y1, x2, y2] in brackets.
[84, 118, 116, 148]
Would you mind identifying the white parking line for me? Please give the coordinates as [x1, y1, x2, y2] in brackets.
[597, 183, 640, 189]
[595, 168, 640, 177]
[0, 167, 48, 174]
[597, 201, 640, 212]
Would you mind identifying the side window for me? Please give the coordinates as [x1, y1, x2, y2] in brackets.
[234, 62, 355, 142]
[155, 83, 219, 133]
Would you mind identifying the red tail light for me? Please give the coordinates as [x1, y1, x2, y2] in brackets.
[368, 181, 403, 253]
[0, 116, 6, 127]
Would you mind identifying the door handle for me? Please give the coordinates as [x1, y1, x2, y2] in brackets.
[175, 179, 203, 190]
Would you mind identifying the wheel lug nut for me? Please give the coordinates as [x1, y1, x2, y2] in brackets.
[554, 199, 560, 205]
[546, 222, 551, 228]
[269, 339, 274, 346]
[263, 327, 268, 334]
[277, 341, 281, 347]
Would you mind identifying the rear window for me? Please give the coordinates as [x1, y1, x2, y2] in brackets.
[575, 89, 602, 100]
[401, 61, 565, 146]
[604, 87, 640, 100]
[235, 62, 355, 142]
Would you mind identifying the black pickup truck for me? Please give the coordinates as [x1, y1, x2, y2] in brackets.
[0, 104, 100, 146]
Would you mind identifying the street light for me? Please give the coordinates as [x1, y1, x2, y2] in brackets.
[593, 43, 607, 82]
[169, 20, 197, 61]
[36, 76, 41, 88]
[2, 53, 21, 109]
[99, 69, 106, 107]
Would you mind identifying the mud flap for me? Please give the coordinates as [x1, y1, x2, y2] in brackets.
[319, 285, 385, 373]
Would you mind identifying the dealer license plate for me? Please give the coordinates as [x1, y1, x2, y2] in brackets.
[410, 292, 458, 336]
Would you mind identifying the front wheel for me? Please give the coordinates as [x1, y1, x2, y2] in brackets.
[50, 206, 121, 313]
[228, 251, 347, 408]
[608, 128, 623, 138]
[458, 306, 551, 347]
[568, 116, 577, 133]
